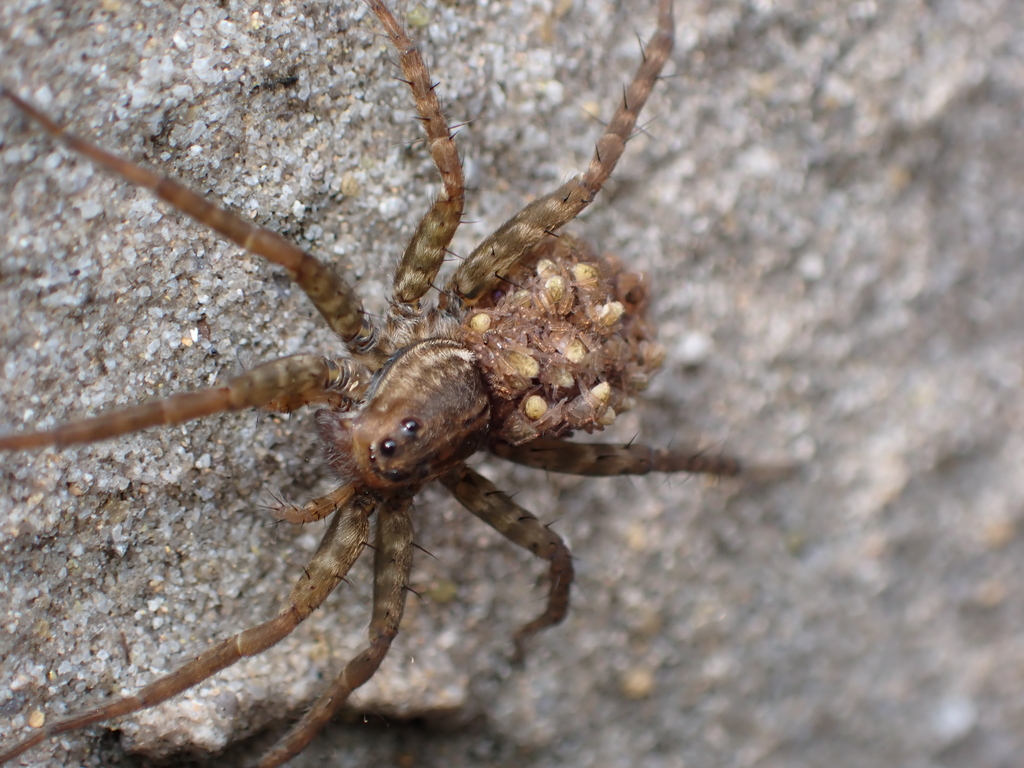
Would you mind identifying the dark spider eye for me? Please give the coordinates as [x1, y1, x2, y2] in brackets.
[401, 419, 420, 436]
[380, 438, 398, 457]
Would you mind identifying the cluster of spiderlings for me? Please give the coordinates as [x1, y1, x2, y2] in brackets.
[460, 234, 667, 445]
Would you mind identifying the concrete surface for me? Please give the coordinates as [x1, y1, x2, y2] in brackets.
[2, 0, 1024, 766]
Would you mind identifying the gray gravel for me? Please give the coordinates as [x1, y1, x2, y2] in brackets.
[2, 0, 1024, 767]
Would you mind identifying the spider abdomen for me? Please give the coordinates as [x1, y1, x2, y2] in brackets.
[460, 235, 667, 446]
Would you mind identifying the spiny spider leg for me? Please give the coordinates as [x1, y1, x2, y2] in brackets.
[492, 437, 743, 477]
[255, 495, 414, 768]
[450, 0, 675, 303]
[274, 484, 357, 525]
[0, 492, 375, 766]
[442, 465, 574, 660]
[0, 354, 368, 450]
[367, 0, 466, 305]
[0, 87, 375, 348]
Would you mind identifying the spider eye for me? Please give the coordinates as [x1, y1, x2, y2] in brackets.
[401, 419, 420, 436]
[380, 438, 398, 457]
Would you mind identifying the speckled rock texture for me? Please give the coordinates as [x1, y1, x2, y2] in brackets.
[2, 1, 1023, 767]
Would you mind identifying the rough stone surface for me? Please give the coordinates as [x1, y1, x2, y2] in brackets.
[2, 1, 1023, 767]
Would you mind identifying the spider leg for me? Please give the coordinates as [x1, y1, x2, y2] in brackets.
[0, 87, 374, 347]
[253, 493, 414, 768]
[367, 0, 465, 305]
[449, 0, 675, 303]
[0, 354, 367, 450]
[0, 493, 374, 765]
[491, 436, 741, 477]
[273, 484, 356, 525]
[442, 465, 574, 661]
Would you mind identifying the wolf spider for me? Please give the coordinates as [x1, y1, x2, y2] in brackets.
[0, 0, 742, 765]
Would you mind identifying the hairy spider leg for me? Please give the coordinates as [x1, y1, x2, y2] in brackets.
[255, 495, 414, 768]
[0, 493, 375, 765]
[274, 483, 358, 525]
[0, 87, 375, 349]
[443, 465, 574, 660]
[492, 436, 743, 477]
[0, 355, 368, 450]
[367, 1, 466, 305]
[449, 0, 675, 304]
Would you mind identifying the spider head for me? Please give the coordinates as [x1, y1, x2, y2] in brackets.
[372, 416, 425, 482]
[317, 339, 490, 489]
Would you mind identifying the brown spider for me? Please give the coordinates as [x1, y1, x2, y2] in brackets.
[0, 0, 741, 765]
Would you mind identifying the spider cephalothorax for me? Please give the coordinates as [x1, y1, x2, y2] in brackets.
[318, 338, 490, 489]
[0, 1, 741, 766]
